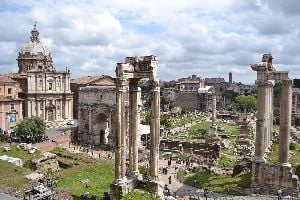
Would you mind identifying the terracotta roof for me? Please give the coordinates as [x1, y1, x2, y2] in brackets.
[71, 75, 115, 85]
[0, 74, 17, 83]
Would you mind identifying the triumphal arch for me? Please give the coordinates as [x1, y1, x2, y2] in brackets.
[109, 55, 163, 199]
[251, 53, 299, 195]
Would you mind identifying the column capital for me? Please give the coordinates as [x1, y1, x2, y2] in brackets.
[129, 78, 140, 90]
[265, 80, 275, 87]
[281, 79, 293, 86]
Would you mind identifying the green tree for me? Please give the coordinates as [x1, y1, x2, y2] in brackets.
[15, 116, 46, 139]
[235, 95, 257, 112]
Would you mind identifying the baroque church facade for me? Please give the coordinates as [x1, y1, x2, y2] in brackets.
[12, 24, 73, 121]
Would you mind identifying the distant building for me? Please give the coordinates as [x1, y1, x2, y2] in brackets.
[162, 75, 213, 112]
[70, 75, 115, 119]
[204, 77, 228, 107]
[229, 72, 233, 84]
[12, 24, 73, 121]
[0, 75, 23, 134]
[77, 85, 116, 145]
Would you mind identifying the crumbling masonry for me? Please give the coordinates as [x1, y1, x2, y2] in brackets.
[109, 56, 163, 199]
[251, 53, 299, 195]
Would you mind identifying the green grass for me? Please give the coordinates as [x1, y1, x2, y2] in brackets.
[217, 122, 240, 135]
[290, 143, 300, 166]
[180, 171, 251, 195]
[0, 160, 32, 189]
[169, 115, 205, 129]
[0, 143, 42, 161]
[54, 148, 114, 199]
[122, 189, 158, 200]
[218, 154, 237, 168]
[267, 143, 279, 164]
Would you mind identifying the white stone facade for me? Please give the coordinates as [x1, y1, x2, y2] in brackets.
[15, 24, 73, 121]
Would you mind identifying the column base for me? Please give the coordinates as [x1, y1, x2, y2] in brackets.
[252, 156, 266, 163]
[147, 180, 164, 200]
[278, 162, 291, 167]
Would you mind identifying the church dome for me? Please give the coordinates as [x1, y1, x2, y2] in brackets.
[17, 23, 54, 73]
[19, 23, 51, 56]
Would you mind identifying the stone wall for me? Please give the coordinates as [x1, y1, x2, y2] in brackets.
[172, 92, 199, 112]
[252, 162, 299, 193]
[160, 140, 220, 159]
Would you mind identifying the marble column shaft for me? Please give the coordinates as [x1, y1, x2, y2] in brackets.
[265, 80, 274, 148]
[278, 79, 292, 165]
[129, 80, 139, 175]
[150, 82, 160, 180]
[254, 81, 267, 162]
[212, 94, 216, 125]
[115, 79, 126, 182]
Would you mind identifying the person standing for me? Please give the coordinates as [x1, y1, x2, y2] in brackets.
[277, 189, 282, 200]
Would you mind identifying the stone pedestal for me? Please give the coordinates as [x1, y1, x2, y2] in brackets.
[147, 180, 165, 200]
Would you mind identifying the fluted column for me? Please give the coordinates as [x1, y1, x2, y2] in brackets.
[254, 81, 267, 162]
[150, 79, 160, 180]
[278, 79, 292, 166]
[115, 78, 126, 182]
[129, 79, 139, 176]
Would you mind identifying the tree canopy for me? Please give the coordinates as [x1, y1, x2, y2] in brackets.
[235, 95, 257, 112]
[14, 116, 46, 138]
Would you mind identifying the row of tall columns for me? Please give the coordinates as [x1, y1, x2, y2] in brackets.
[254, 79, 292, 166]
[278, 80, 292, 166]
[114, 78, 160, 183]
[150, 81, 160, 181]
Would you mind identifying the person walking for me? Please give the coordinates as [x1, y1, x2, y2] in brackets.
[168, 176, 172, 184]
[277, 189, 282, 200]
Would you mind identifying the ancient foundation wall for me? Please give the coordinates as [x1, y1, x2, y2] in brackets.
[172, 92, 199, 111]
[252, 162, 299, 193]
[160, 140, 220, 159]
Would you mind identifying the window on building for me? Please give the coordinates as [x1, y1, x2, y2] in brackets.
[49, 83, 52, 91]
[8, 88, 12, 94]
[0, 88, 2, 93]
[10, 103, 14, 111]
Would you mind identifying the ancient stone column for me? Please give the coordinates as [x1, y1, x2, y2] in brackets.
[278, 79, 292, 166]
[122, 101, 128, 178]
[212, 94, 216, 125]
[150, 80, 160, 180]
[265, 80, 274, 149]
[115, 78, 125, 182]
[269, 81, 274, 145]
[254, 80, 267, 162]
[128, 79, 140, 176]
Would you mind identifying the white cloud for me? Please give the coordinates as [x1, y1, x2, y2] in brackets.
[0, 0, 299, 84]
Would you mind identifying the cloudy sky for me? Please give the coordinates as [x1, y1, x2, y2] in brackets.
[0, 0, 299, 84]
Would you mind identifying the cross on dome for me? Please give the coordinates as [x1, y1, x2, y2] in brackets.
[30, 22, 40, 42]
